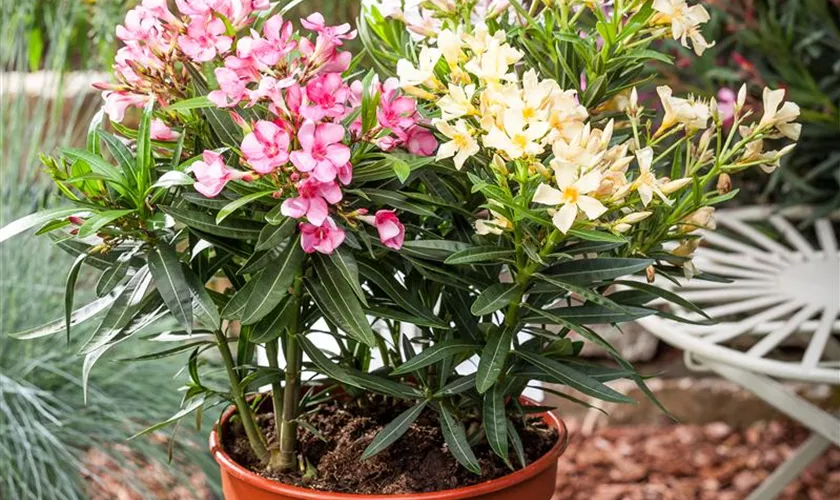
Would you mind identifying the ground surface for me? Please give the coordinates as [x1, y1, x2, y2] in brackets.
[553, 418, 839, 500]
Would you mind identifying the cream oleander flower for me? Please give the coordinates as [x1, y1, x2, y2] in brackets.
[737, 136, 796, 173]
[545, 89, 589, 143]
[484, 109, 549, 159]
[550, 121, 615, 172]
[758, 88, 801, 140]
[437, 84, 477, 121]
[463, 37, 522, 85]
[435, 119, 480, 170]
[632, 147, 676, 206]
[533, 163, 607, 233]
[507, 70, 555, 124]
[437, 28, 465, 66]
[656, 85, 710, 132]
[475, 201, 512, 235]
[652, 0, 715, 56]
[397, 46, 442, 88]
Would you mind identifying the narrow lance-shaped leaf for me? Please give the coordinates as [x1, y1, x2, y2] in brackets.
[308, 256, 377, 346]
[324, 248, 367, 306]
[182, 265, 221, 330]
[390, 340, 479, 376]
[81, 267, 153, 354]
[96, 261, 129, 297]
[9, 294, 117, 340]
[0, 207, 87, 244]
[445, 246, 515, 265]
[77, 209, 136, 238]
[515, 351, 633, 403]
[362, 400, 428, 459]
[475, 326, 514, 394]
[483, 385, 509, 464]
[149, 242, 194, 333]
[241, 235, 304, 325]
[65, 253, 88, 343]
[471, 283, 519, 316]
[438, 404, 481, 475]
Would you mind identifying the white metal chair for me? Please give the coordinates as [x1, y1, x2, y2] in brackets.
[635, 205, 840, 500]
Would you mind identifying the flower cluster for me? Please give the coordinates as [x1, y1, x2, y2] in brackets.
[97, 1, 434, 255]
[396, 19, 800, 274]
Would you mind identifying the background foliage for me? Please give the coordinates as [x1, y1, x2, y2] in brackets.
[1, 1, 221, 498]
[659, 0, 840, 219]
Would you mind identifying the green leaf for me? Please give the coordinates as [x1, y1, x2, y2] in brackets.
[164, 96, 215, 112]
[308, 257, 377, 346]
[77, 209, 135, 238]
[148, 242, 194, 333]
[390, 340, 479, 376]
[434, 373, 477, 397]
[507, 420, 527, 469]
[8, 295, 115, 339]
[135, 99, 154, 193]
[516, 351, 633, 403]
[524, 303, 653, 324]
[265, 204, 286, 225]
[183, 266, 221, 330]
[81, 268, 153, 354]
[438, 404, 481, 475]
[65, 253, 87, 343]
[220, 276, 258, 320]
[62, 148, 129, 193]
[129, 395, 206, 440]
[216, 190, 273, 223]
[362, 400, 428, 459]
[475, 326, 514, 394]
[0, 207, 87, 243]
[445, 246, 515, 265]
[348, 373, 423, 399]
[544, 258, 653, 286]
[87, 108, 104, 155]
[255, 216, 296, 251]
[568, 229, 627, 243]
[483, 386, 509, 463]
[251, 297, 295, 343]
[160, 206, 263, 240]
[323, 249, 367, 306]
[96, 261, 129, 297]
[100, 132, 136, 179]
[392, 157, 411, 183]
[299, 335, 362, 387]
[358, 261, 447, 329]
[365, 189, 438, 218]
[401, 240, 471, 261]
[241, 235, 304, 325]
[471, 283, 519, 316]
[612, 280, 711, 319]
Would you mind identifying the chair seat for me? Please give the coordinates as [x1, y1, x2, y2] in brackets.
[635, 206, 840, 385]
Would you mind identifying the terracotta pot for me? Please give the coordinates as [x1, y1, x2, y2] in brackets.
[209, 397, 568, 500]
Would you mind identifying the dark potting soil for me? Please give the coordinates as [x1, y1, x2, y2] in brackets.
[221, 395, 558, 495]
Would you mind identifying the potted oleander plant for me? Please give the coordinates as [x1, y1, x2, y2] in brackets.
[1, 1, 800, 499]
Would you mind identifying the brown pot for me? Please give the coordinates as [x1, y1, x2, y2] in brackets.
[210, 397, 568, 500]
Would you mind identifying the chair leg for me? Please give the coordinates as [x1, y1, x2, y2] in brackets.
[746, 433, 832, 500]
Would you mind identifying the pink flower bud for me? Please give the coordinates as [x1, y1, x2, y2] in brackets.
[373, 210, 405, 250]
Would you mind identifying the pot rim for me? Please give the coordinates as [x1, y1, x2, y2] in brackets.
[209, 395, 568, 500]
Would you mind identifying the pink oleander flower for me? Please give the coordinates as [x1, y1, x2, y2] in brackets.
[300, 73, 350, 121]
[405, 126, 438, 156]
[377, 79, 418, 138]
[103, 91, 149, 123]
[175, 0, 222, 16]
[116, 6, 164, 43]
[248, 76, 296, 112]
[300, 13, 356, 46]
[290, 121, 351, 183]
[373, 210, 405, 250]
[191, 150, 250, 197]
[281, 177, 342, 226]
[239, 14, 297, 67]
[178, 14, 232, 62]
[151, 119, 179, 140]
[241, 120, 291, 174]
[336, 162, 352, 186]
[300, 216, 345, 254]
[114, 44, 164, 85]
[208, 67, 248, 107]
[717, 87, 736, 124]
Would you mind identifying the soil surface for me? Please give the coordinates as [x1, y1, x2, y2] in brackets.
[553, 418, 840, 500]
[222, 395, 558, 495]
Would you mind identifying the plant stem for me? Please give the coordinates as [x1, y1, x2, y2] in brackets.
[277, 277, 304, 470]
[214, 329, 269, 463]
[265, 339, 284, 452]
